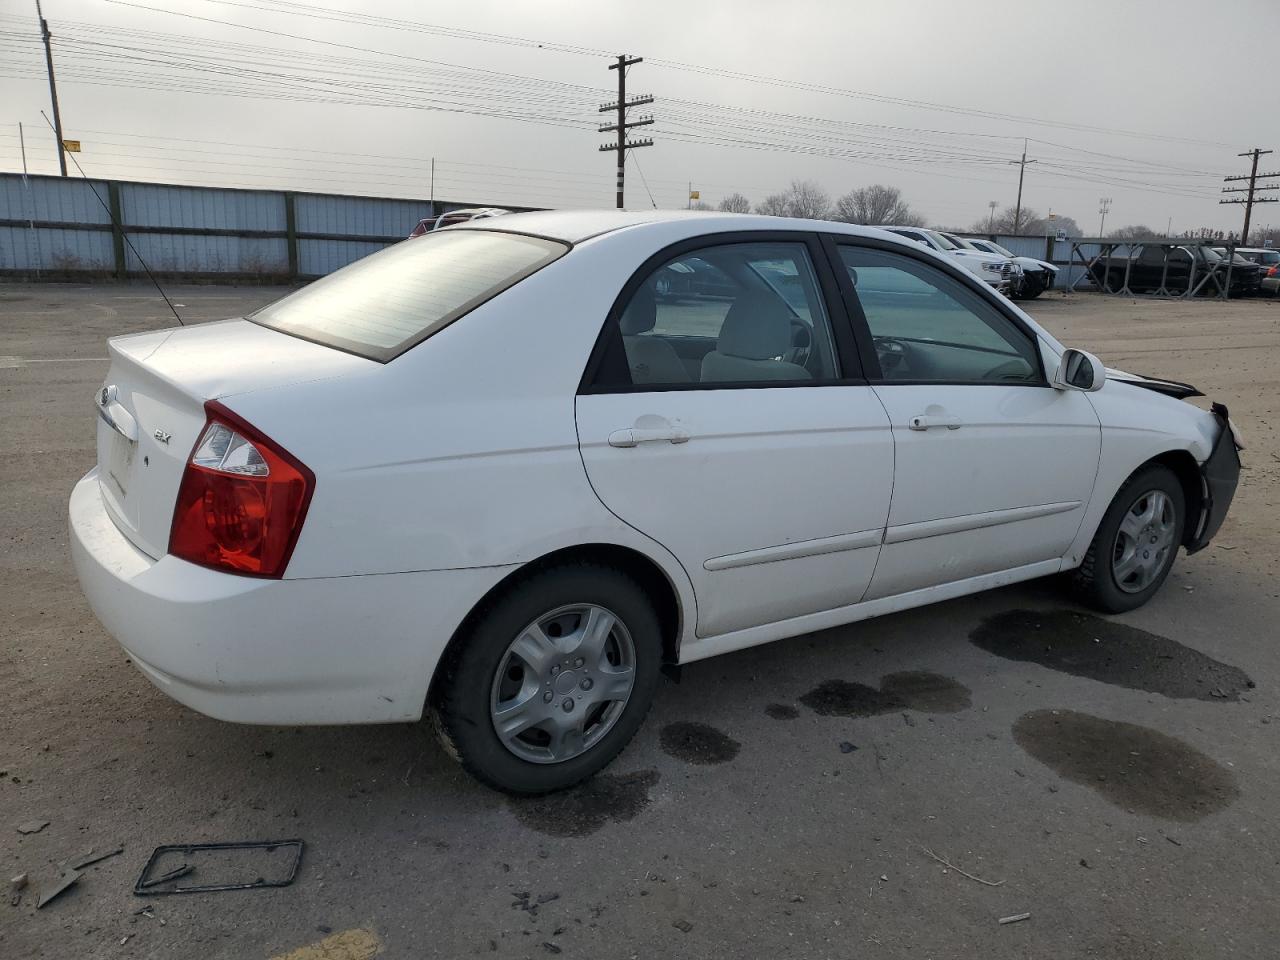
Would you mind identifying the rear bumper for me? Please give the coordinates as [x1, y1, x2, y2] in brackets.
[1186, 403, 1241, 553]
[69, 469, 511, 724]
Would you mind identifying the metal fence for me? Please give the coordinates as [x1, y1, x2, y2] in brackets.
[0, 172, 535, 281]
[1, 171, 1100, 285]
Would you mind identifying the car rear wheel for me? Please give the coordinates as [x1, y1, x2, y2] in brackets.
[1072, 464, 1185, 613]
[432, 564, 661, 795]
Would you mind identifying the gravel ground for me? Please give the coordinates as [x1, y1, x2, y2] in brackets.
[1, 283, 1278, 959]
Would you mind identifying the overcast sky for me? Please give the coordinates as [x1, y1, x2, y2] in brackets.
[2, 0, 1277, 235]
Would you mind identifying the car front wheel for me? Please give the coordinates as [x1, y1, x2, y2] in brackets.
[1072, 464, 1185, 613]
[432, 564, 662, 795]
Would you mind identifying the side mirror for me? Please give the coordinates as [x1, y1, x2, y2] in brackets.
[1052, 349, 1105, 392]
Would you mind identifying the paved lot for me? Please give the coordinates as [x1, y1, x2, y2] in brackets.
[2, 283, 1278, 959]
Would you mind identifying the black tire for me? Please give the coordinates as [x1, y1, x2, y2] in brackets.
[432, 563, 662, 795]
[1071, 464, 1185, 614]
[1021, 278, 1045, 299]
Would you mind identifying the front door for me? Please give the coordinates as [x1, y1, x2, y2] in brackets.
[576, 234, 894, 638]
[828, 239, 1101, 600]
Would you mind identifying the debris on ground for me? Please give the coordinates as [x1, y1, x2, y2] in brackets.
[138, 864, 194, 889]
[36, 869, 81, 908]
[998, 912, 1031, 925]
[69, 848, 123, 870]
[134, 839, 303, 895]
[672, 919, 693, 933]
[10, 872, 27, 907]
[838, 741, 858, 754]
[16, 820, 50, 835]
[920, 847, 1005, 886]
[542, 942, 562, 954]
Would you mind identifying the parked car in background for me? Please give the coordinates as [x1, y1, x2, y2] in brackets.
[878, 226, 1018, 292]
[945, 234, 1058, 300]
[1258, 260, 1280, 297]
[1088, 243, 1261, 297]
[409, 206, 511, 238]
[1212, 248, 1272, 298]
[1230, 247, 1280, 272]
[70, 210, 1241, 795]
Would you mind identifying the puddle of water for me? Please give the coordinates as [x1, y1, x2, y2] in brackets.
[659, 722, 741, 765]
[799, 672, 971, 718]
[1014, 709, 1239, 822]
[970, 609, 1252, 701]
[509, 770, 659, 838]
[764, 703, 800, 721]
[881, 671, 972, 713]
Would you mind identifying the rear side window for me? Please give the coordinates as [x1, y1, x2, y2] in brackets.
[251, 230, 567, 361]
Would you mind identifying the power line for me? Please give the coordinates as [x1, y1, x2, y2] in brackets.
[176, 0, 1235, 150]
[1220, 148, 1278, 243]
[599, 55, 652, 208]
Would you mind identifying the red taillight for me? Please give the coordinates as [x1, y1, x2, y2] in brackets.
[168, 401, 314, 578]
[1267, 265, 1279, 277]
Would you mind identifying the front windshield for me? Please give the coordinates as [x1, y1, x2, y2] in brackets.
[988, 241, 1016, 258]
[928, 230, 958, 250]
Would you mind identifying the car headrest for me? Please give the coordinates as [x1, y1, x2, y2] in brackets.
[716, 298, 790, 360]
[620, 285, 657, 335]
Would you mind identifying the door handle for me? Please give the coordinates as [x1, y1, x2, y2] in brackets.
[607, 426, 691, 448]
[908, 414, 962, 431]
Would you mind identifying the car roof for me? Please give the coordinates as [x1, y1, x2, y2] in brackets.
[451, 209, 912, 244]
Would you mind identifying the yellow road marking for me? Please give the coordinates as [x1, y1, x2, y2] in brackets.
[269, 928, 382, 960]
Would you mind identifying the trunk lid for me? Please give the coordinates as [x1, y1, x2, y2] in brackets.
[95, 319, 372, 558]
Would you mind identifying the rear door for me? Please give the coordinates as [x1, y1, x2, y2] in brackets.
[575, 233, 894, 638]
[827, 237, 1100, 600]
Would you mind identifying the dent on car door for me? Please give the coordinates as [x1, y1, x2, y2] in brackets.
[575, 234, 894, 640]
[828, 240, 1101, 599]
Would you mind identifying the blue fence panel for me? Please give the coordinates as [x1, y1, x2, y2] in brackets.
[296, 193, 432, 239]
[122, 183, 285, 231]
[0, 225, 112, 270]
[298, 238, 388, 276]
[0, 174, 112, 225]
[124, 233, 288, 274]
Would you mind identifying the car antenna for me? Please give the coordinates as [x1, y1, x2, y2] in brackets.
[39, 111, 185, 327]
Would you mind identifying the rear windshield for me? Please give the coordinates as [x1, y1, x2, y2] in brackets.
[250, 230, 567, 361]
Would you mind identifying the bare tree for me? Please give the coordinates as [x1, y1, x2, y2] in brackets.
[1107, 224, 1158, 240]
[1248, 224, 1277, 247]
[973, 205, 1078, 237]
[690, 200, 713, 211]
[717, 192, 751, 214]
[1051, 215, 1082, 238]
[834, 184, 923, 226]
[755, 193, 790, 217]
[783, 179, 831, 220]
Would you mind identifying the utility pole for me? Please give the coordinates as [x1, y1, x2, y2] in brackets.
[599, 55, 653, 209]
[1221, 148, 1278, 246]
[1008, 139, 1036, 235]
[987, 200, 997, 233]
[35, 0, 67, 176]
[1098, 197, 1112, 237]
[19, 123, 29, 175]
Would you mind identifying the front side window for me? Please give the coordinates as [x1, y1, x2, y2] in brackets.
[251, 230, 567, 361]
[837, 245, 1041, 384]
[598, 241, 840, 388]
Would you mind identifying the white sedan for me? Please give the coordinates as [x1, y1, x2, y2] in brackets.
[70, 211, 1241, 794]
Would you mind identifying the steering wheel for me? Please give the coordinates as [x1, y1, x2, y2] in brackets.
[873, 336, 909, 376]
[982, 358, 1034, 381]
[784, 319, 813, 370]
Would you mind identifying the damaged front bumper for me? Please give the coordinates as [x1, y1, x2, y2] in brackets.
[1186, 402, 1241, 553]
